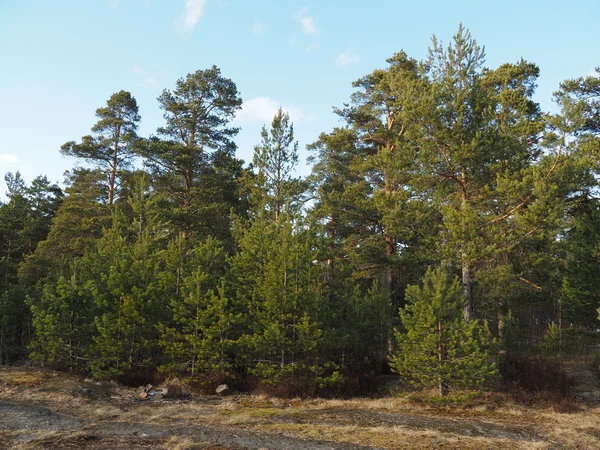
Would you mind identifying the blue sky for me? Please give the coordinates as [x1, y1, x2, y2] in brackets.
[1, 0, 599, 198]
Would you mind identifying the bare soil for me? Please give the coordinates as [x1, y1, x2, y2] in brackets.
[1, 365, 599, 449]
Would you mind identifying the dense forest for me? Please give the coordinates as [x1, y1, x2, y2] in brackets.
[1, 26, 599, 397]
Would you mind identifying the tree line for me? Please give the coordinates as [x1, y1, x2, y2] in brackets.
[1, 26, 599, 396]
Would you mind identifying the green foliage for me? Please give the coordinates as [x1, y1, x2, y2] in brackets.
[61, 91, 140, 205]
[390, 266, 497, 396]
[9, 28, 600, 399]
[499, 310, 520, 354]
[29, 262, 95, 370]
[140, 66, 243, 238]
[540, 322, 562, 357]
[345, 280, 393, 367]
[159, 237, 237, 377]
[417, 27, 554, 321]
[86, 181, 170, 378]
[308, 51, 429, 311]
[561, 200, 600, 328]
[252, 108, 302, 222]
[19, 168, 110, 285]
[0, 172, 63, 363]
[231, 209, 330, 386]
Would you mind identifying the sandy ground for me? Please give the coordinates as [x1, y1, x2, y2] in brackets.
[0, 366, 599, 449]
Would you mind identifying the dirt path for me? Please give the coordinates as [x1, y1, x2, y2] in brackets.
[0, 402, 378, 449]
[0, 403, 84, 433]
[1, 367, 599, 449]
[0, 400, 553, 449]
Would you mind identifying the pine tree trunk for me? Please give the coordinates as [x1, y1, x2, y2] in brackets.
[438, 318, 447, 396]
[182, 167, 193, 239]
[386, 233, 397, 353]
[439, 380, 448, 397]
[386, 234, 397, 311]
[497, 299, 507, 353]
[108, 123, 121, 206]
[462, 258, 473, 322]
[460, 169, 473, 322]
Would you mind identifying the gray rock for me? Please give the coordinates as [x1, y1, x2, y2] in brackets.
[215, 384, 230, 396]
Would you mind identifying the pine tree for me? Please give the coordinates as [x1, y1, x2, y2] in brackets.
[61, 91, 140, 205]
[554, 68, 600, 330]
[412, 25, 561, 322]
[159, 237, 237, 377]
[349, 280, 393, 367]
[140, 67, 242, 238]
[231, 209, 328, 386]
[0, 177, 32, 362]
[87, 179, 169, 378]
[561, 200, 600, 329]
[308, 52, 431, 312]
[20, 168, 110, 285]
[252, 108, 301, 223]
[29, 260, 95, 370]
[0, 172, 63, 363]
[390, 266, 497, 396]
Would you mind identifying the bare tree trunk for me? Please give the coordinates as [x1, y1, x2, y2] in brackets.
[386, 234, 397, 311]
[108, 123, 121, 206]
[182, 167, 193, 239]
[386, 233, 397, 353]
[460, 169, 473, 322]
[462, 258, 473, 322]
[438, 318, 448, 396]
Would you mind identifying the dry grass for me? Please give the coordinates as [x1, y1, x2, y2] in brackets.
[0, 369, 50, 387]
[1, 366, 599, 449]
[537, 409, 600, 448]
[253, 423, 547, 450]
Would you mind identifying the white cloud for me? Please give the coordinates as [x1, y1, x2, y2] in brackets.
[0, 154, 19, 163]
[109, 0, 118, 9]
[180, 0, 206, 31]
[300, 17, 317, 34]
[295, 6, 317, 35]
[335, 48, 360, 67]
[295, 6, 309, 17]
[252, 21, 266, 35]
[133, 66, 156, 87]
[235, 97, 304, 125]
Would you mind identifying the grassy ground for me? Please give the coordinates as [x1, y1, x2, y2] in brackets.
[0, 365, 599, 449]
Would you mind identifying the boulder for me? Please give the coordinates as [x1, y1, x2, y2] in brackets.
[215, 384, 230, 396]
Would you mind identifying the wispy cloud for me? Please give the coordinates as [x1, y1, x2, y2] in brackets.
[295, 6, 309, 16]
[235, 97, 304, 125]
[133, 66, 156, 87]
[109, 0, 118, 9]
[252, 21, 266, 35]
[304, 43, 319, 53]
[335, 48, 360, 67]
[0, 154, 19, 163]
[180, 0, 206, 32]
[295, 7, 317, 35]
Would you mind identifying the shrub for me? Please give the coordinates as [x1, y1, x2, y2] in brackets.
[389, 266, 498, 397]
[499, 354, 575, 409]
